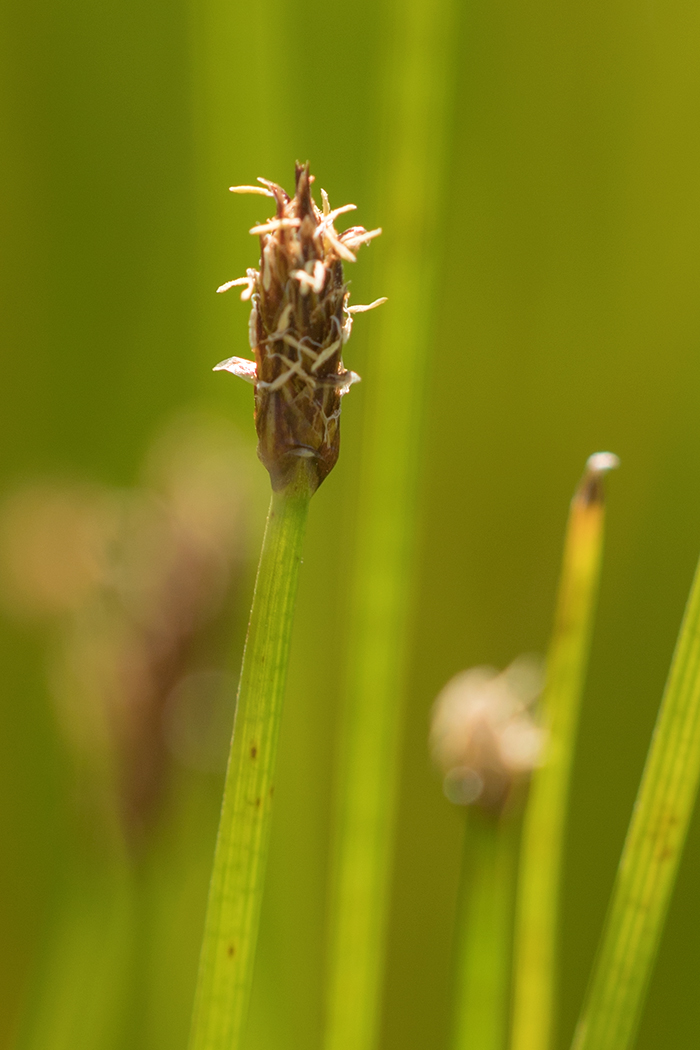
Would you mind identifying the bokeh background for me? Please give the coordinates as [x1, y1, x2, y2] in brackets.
[3, 0, 700, 1048]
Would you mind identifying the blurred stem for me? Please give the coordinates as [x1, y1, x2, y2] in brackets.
[188, 468, 312, 1050]
[16, 847, 133, 1050]
[16, 638, 135, 1050]
[452, 811, 517, 1050]
[324, 0, 457, 1048]
[511, 455, 617, 1050]
[572, 549, 700, 1050]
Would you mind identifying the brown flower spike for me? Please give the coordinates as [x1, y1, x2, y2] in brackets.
[214, 163, 385, 492]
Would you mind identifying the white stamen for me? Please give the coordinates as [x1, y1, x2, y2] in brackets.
[313, 203, 357, 239]
[257, 177, 288, 199]
[310, 338, 342, 373]
[324, 227, 357, 262]
[292, 260, 326, 295]
[278, 335, 323, 366]
[250, 218, 301, 236]
[216, 277, 252, 294]
[347, 297, 388, 314]
[342, 227, 382, 249]
[277, 353, 306, 377]
[262, 243, 273, 291]
[248, 300, 259, 349]
[229, 185, 273, 197]
[321, 189, 331, 218]
[275, 303, 293, 333]
[258, 367, 296, 392]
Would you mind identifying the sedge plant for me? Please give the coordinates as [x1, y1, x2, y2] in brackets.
[511, 452, 619, 1050]
[188, 164, 385, 1050]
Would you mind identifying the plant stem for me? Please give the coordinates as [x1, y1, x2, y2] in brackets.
[511, 455, 617, 1050]
[571, 549, 700, 1050]
[188, 467, 312, 1050]
[323, 1, 457, 1047]
[452, 811, 517, 1050]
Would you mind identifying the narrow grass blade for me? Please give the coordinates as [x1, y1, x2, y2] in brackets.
[572, 544, 700, 1050]
[511, 453, 618, 1050]
[188, 473, 312, 1050]
[452, 812, 517, 1050]
[323, 2, 458, 1048]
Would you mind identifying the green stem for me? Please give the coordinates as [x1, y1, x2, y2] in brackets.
[572, 551, 700, 1050]
[452, 812, 517, 1050]
[188, 469, 312, 1050]
[511, 456, 616, 1050]
[324, 1, 457, 1047]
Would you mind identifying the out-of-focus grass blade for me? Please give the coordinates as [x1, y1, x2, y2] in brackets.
[572, 543, 700, 1050]
[511, 453, 618, 1050]
[15, 842, 133, 1050]
[323, 1, 458, 1049]
[452, 813, 517, 1050]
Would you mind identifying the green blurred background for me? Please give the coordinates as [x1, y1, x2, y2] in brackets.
[2, 0, 700, 1048]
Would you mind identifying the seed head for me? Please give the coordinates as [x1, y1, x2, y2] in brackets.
[430, 656, 545, 814]
[215, 163, 385, 492]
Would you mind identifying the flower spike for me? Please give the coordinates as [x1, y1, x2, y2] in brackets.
[215, 163, 383, 491]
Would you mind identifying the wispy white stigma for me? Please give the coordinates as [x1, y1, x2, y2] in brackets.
[213, 356, 257, 384]
[229, 185, 273, 197]
[347, 297, 388, 315]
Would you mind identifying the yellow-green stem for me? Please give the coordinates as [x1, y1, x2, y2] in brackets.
[511, 456, 616, 1050]
[452, 811, 517, 1050]
[572, 550, 700, 1050]
[188, 469, 312, 1050]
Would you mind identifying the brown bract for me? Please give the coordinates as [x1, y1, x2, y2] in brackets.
[215, 163, 384, 492]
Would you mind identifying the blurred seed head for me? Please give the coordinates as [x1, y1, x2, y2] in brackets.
[0, 413, 258, 842]
[430, 656, 545, 814]
[0, 482, 118, 617]
[215, 163, 384, 491]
